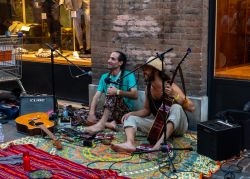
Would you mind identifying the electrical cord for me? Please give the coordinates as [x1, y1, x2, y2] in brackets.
[219, 155, 250, 179]
[108, 155, 154, 170]
[86, 155, 134, 170]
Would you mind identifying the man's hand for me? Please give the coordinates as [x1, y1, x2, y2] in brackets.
[107, 86, 118, 96]
[165, 82, 174, 97]
[121, 112, 132, 123]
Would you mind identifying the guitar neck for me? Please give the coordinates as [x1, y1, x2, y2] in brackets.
[39, 125, 57, 141]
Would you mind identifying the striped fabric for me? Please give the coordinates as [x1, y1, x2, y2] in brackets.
[0, 144, 128, 179]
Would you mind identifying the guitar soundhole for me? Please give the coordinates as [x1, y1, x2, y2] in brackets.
[28, 121, 44, 126]
[36, 122, 44, 126]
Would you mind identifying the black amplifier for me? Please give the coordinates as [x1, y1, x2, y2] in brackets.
[197, 120, 241, 161]
[218, 110, 250, 150]
[20, 95, 54, 115]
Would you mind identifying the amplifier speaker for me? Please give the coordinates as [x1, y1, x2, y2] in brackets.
[20, 95, 54, 115]
[197, 120, 241, 161]
[220, 110, 250, 150]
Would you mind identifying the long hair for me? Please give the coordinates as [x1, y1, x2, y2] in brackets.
[155, 68, 171, 81]
[114, 51, 127, 70]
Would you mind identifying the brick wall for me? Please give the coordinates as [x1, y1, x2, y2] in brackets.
[90, 0, 209, 96]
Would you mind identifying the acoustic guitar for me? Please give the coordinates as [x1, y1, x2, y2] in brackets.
[147, 49, 191, 145]
[15, 112, 62, 150]
[147, 97, 173, 145]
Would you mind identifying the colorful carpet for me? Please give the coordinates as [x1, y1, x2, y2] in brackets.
[0, 144, 126, 179]
[0, 130, 220, 178]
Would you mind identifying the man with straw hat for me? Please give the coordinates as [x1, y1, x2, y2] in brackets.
[111, 55, 195, 153]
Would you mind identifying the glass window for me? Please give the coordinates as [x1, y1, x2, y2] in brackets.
[215, 0, 250, 80]
[1, 0, 91, 60]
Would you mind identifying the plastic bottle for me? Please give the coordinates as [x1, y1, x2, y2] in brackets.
[63, 104, 68, 118]
[23, 152, 31, 171]
[0, 123, 4, 143]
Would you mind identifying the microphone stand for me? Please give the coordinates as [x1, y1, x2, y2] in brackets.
[133, 145, 193, 154]
[49, 46, 57, 113]
[45, 43, 87, 74]
[45, 43, 89, 114]
[115, 48, 174, 84]
[157, 51, 176, 172]
[121, 48, 191, 174]
[153, 48, 191, 173]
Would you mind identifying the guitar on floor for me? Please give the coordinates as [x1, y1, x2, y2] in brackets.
[147, 49, 191, 145]
[15, 112, 62, 150]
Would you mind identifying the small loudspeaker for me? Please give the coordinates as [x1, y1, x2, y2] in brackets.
[197, 120, 241, 161]
[20, 95, 54, 115]
[219, 110, 250, 150]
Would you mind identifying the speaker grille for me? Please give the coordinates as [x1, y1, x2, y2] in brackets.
[20, 95, 54, 115]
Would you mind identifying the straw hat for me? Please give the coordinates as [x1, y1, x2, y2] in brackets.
[145, 56, 164, 71]
[145, 53, 175, 71]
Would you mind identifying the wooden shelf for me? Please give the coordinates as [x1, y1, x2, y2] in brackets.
[21, 50, 92, 67]
[215, 64, 250, 80]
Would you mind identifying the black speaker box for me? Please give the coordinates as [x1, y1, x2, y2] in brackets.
[197, 120, 241, 161]
[219, 110, 250, 150]
[20, 95, 54, 115]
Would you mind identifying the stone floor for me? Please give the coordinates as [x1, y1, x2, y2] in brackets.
[1, 120, 250, 178]
[0, 101, 250, 178]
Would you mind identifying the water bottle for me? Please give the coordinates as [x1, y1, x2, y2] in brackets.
[61, 105, 71, 127]
[0, 123, 4, 143]
[62, 105, 68, 118]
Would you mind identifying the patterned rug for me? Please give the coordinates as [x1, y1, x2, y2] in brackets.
[0, 130, 220, 179]
[0, 144, 126, 179]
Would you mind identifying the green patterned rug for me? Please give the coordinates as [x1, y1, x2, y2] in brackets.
[0, 130, 220, 178]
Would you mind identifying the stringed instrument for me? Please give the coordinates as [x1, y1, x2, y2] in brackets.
[147, 49, 191, 145]
[15, 112, 62, 150]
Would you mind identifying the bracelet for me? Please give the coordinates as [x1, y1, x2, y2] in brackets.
[116, 90, 120, 95]
[174, 94, 180, 101]
[182, 98, 189, 108]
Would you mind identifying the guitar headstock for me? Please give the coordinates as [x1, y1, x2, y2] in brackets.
[53, 140, 63, 150]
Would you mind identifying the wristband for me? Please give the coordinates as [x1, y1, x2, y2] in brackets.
[116, 90, 120, 95]
[182, 98, 189, 108]
[174, 94, 180, 101]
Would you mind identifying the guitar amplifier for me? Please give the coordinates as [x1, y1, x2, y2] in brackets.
[197, 120, 241, 161]
[20, 95, 54, 115]
[217, 110, 250, 150]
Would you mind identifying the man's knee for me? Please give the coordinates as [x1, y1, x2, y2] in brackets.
[171, 104, 183, 112]
[123, 115, 137, 129]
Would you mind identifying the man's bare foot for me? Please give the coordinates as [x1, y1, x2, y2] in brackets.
[151, 145, 160, 151]
[105, 121, 117, 131]
[84, 122, 105, 134]
[111, 142, 136, 153]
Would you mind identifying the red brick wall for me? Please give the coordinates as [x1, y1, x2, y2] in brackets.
[90, 0, 209, 96]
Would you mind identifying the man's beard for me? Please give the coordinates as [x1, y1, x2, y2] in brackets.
[107, 65, 120, 70]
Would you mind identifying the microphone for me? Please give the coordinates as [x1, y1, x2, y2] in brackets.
[104, 77, 120, 85]
[44, 43, 55, 51]
[75, 71, 92, 78]
[157, 48, 174, 60]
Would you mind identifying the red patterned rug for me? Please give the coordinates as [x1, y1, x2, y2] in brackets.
[0, 144, 128, 179]
[0, 131, 220, 178]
